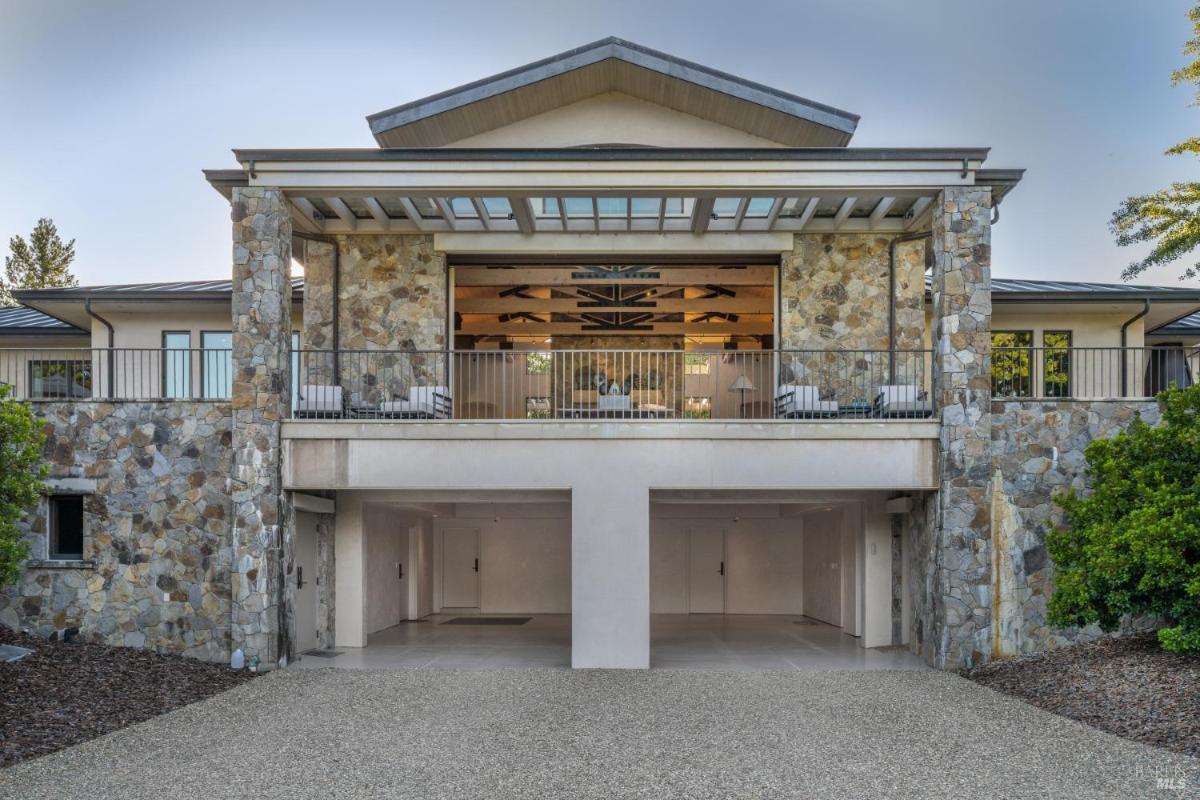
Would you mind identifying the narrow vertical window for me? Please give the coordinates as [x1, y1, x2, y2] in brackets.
[162, 331, 191, 399]
[1043, 331, 1072, 398]
[991, 331, 1033, 397]
[201, 331, 233, 399]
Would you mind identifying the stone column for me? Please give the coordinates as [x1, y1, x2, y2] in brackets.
[928, 186, 993, 669]
[571, 480, 649, 668]
[230, 186, 293, 668]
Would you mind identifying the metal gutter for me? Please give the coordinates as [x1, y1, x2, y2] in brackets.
[84, 299, 116, 394]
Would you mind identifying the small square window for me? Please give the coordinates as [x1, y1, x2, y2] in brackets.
[50, 495, 84, 561]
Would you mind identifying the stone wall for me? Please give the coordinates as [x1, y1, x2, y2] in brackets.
[989, 400, 1160, 656]
[0, 402, 234, 662]
[780, 233, 926, 405]
[300, 234, 447, 405]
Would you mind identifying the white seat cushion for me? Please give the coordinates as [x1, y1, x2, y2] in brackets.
[295, 384, 342, 413]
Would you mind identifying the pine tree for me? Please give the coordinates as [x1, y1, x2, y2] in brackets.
[3, 218, 78, 305]
[1111, 5, 1200, 280]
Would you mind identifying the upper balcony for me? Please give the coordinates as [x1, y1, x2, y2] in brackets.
[3, 345, 1194, 422]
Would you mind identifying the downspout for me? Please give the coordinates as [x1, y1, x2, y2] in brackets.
[1120, 299, 1150, 396]
[84, 298, 114, 397]
[888, 231, 932, 383]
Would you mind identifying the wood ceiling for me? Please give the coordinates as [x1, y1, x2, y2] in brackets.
[454, 265, 774, 339]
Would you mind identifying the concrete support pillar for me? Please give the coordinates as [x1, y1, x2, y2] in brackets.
[929, 186, 993, 669]
[230, 186, 293, 668]
[571, 481, 649, 668]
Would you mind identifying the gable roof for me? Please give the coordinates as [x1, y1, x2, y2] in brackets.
[366, 37, 859, 149]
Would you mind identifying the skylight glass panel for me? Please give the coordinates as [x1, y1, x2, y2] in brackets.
[563, 198, 593, 217]
[536, 198, 560, 217]
[712, 198, 741, 217]
[482, 197, 512, 218]
[410, 197, 437, 218]
[449, 197, 477, 217]
[630, 198, 661, 217]
[745, 197, 775, 217]
[596, 198, 628, 217]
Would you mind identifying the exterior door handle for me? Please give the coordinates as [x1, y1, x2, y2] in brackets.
[719, 561, 725, 577]
[473, 558, 479, 573]
[398, 563, 403, 580]
[296, 566, 304, 590]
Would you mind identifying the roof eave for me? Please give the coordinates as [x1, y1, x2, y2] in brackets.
[365, 37, 860, 146]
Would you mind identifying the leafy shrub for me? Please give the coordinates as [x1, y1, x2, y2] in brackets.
[1048, 384, 1200, 654]
[0, 385, 47, 586]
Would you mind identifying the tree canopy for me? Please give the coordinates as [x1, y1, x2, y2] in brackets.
[1048, 384, 1200, 654]
[3, 217, 78, 306]
[1111, 5, 1200, 281]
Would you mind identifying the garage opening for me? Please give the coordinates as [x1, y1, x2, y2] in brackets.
[648, 492, 922, 669]
[305, 491, 573, 669]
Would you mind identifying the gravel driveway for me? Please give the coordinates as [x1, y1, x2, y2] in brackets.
[2, 668, 1197, 800]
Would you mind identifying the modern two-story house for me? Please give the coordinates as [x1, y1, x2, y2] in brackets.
[3, 38, 1199, 670]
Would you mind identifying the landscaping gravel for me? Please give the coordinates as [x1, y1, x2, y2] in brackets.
[968, 633, 1200, 759]
[0, 626, 253, 768]
[2, 667, 1197, 799]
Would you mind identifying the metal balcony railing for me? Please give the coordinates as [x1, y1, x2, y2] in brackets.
[292, 349, 934, 421]
[991, 346, 1199, 400]
[0, 348, 234, 402]
[3, 346, 1191, 415]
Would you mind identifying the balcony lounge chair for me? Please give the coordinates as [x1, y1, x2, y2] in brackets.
[377, 386, 453, 419]
[294, 384, 344, 419]
[775, 384, 838, 418]
[873, 385, 932, 418]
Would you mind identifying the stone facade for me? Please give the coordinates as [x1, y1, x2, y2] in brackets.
[989, 400, 1161, 655]
[230, 186, 294, 668]
[314, 512, 336, 650]
[0, 402, 234, 661]
[925, 186, 994, 669]
[300, 234, 447, 405]
[780, 233, 926, 405]
[299, 237, 337, 384]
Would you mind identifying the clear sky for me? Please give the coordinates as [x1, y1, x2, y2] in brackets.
[2, 0, 1198, 287]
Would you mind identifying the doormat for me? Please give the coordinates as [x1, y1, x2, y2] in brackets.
[302, 649, 344, 658]
[442, 617, 532, 626]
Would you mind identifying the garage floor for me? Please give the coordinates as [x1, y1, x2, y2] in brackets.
[293, 614, 926, 670]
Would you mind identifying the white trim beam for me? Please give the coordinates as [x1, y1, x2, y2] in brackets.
[691, 197, 716, 234]
[868, 196, 895, 229]
[470, 197, 492, 230]
[509, 196, 535, 234]
[832, 197, 857, 230]
[732, 197, 750, 230]
[904, 196, 934, 230]
[397, 197, 431, 231]
[795, 197, 819, 231]
[765, 197, 785, 231]
[325, 197, 358, 231]
[363, 196, 393, 231]
[289, 197, 325, 234]
[433, 197, 459, 231]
